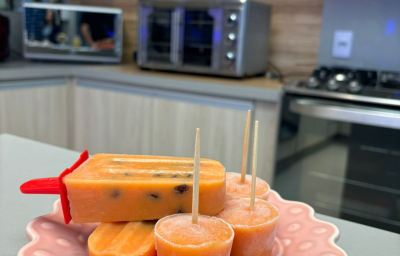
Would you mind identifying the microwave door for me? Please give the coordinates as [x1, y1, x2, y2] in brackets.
[182, 9, 222, 69]
[138, 7, 175, 65]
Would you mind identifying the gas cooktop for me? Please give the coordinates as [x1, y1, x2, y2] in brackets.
[285, 67, 400, 107]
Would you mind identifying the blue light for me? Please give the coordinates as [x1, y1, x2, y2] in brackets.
[385, 19, 396, 36]
[213, 30, 222, 42]
[140, 26, 147, 40]
[394, 93, 400, 99]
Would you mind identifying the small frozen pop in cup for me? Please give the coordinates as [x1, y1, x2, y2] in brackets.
[155, 128, 234, 256]
[226, 172, 270, 201]
[155, 214, 234, 256]
[218, 121, 279, 256]
[226, 111, 270, 201]
[216, 198, 279, 256]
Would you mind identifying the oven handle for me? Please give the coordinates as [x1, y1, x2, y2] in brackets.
[171, 8, 184, 65]
[290, 99, 400, 130]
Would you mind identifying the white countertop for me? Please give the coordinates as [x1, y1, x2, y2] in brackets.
[0, 134, 399, 255]
[0, 60, 282, 102]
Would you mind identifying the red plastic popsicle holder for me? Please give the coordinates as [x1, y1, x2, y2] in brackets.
[20, 150, 89, 224]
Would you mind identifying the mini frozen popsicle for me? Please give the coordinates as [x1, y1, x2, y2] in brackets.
[225, 172, 270, 200]
[20, 151, 226, 223]
[216, 198, 279, 256]
[155, 214, 234, 256]
[217, 121, 279, 256]
[155, 129, 234, 256]
[226, 110, 270, 200]
[88, 221, 157, 256]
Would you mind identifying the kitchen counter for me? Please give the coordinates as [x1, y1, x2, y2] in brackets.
[1, 134, 399, 256]
[0, 60, 282, 102]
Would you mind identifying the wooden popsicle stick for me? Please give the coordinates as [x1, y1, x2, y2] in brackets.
[241, 110, 251, 183]
[250, 121, 259, 210]
[192, 128, 200, 225]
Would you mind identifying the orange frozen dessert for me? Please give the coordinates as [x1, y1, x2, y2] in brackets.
[225, 172, 270, 201]
[63, 154, 226, 223]
[88, 221, 156, 256]
[216, 198, 279, 256]
[155, 214, 234, 256]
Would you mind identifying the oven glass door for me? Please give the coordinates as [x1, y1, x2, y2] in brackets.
[182, 9, 223, 69]
[147, 8, 173, 63]
[275, 95, 400, 233]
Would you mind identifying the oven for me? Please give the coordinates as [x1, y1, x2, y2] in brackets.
[274, 84, 400, 234]
[136, 0, 271, 77]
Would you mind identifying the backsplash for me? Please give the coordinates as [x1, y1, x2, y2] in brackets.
[78, 0, 322, 76]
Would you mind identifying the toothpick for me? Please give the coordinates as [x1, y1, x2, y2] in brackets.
[192, 128, 200, 224]
[250, 121, 259, 210]
[241, 110, 251, 183]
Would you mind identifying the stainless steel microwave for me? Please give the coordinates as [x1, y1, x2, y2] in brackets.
[137, 0, 271, 77]
[23, 3, 122, 63]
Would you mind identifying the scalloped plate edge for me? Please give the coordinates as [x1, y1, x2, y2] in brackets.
[17, 200, 62, 256]
[271, 190, 348, 256]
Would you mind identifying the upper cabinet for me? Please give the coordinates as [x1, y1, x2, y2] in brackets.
[0, 79, 68, 148]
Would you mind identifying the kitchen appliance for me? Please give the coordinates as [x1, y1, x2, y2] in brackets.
[137, 0, 271, 77]
[274, 0, 400, 234]
[275, 69, 400, 234]
[23, 3, 122, 63]
[0, 13, 10, 61]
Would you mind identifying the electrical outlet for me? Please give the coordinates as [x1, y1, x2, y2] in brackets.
[332, 30, 353, 59]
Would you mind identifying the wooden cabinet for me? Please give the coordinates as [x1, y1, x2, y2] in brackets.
[0, 79, 68, 148]
[73, 79, 257, 175]
[0, 76, 279, 184]
[73, 80, 154, 155]
[152, 93, 252, 174]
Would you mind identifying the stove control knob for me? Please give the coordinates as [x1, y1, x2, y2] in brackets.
[225, 52, 235, 64]
[227, 13, 238, 27]
[347, 80, 362, 94]
[326, 78, 341, 91]
[306, 77, 320, 89]
[225, 33, 236, 46]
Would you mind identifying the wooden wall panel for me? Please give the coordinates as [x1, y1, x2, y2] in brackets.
[79, 0, 323, 75]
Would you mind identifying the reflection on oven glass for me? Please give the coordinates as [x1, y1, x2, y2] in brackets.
[24, 8, 119, 58]
[275, 101, 400, 233]
[147, 9, 172, 63]
[183, 10, 213, 67]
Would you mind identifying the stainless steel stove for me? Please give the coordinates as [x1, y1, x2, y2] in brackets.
[286, 67, 400, 108]
[274, 67, 400, 233]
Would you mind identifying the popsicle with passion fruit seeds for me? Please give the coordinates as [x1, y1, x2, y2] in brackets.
[62, 154, 226, 223]
[20, 151, 226, 224]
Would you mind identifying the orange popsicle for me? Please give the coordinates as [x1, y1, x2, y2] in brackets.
[88, 221, 156, 256]
[63, 154, 226, 223]
[216, 198, 279, 256]
[155, 214, 234, 256]
[226, 172, 270, 200]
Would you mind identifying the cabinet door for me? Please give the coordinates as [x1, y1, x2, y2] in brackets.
[152, 92, 253, 174]
[73, 81, 154, 155]
[0, 80, 68, 148]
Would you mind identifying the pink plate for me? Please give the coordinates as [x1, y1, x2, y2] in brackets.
[18, 190, 347, 256]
